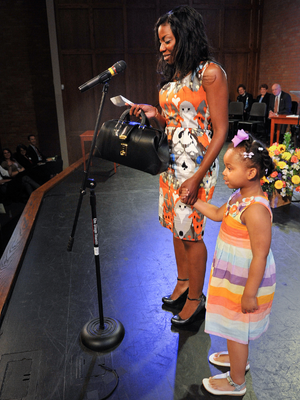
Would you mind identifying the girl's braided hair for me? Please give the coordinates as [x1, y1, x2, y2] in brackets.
[235, 134, 275, 178]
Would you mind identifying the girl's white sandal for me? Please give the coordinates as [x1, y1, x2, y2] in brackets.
[202, 371, 246, 396]
[209, 351, 250, 371]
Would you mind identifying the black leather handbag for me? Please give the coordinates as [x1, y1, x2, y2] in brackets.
[94, 109, 169, 175]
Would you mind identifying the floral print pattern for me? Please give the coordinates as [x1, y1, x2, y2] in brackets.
[158, 62, 219, 241]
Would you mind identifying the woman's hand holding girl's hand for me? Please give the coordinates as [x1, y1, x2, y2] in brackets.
[126, 103, 157, 120]
[180, 177, 200, 205]
[241, 293, 259, 314]
[180, 188, 189, 203]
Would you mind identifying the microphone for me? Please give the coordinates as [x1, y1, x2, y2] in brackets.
[78, 60, 127, 92]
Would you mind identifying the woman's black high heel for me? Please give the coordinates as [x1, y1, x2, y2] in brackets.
[162, 278, 189, 307]
[171, 294, 206, 326]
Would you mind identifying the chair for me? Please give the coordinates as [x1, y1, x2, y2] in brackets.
[291, 101, 298, 115]
[237, 102, 266, 136]
[228, 102, 244, 140]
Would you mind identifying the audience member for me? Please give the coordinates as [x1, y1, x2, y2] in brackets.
[15, 144, 50, 184]
[237, 84, 253, 120]
[268, 83, 292, 137]
[0, 165, 12, 203]
[14, 144, 34, 170]
[268, 83, 292, 116]
[256, 84, 271, 111]
[256, 84, 271, 137]
[2, 148, 26, 176]
[1, 148, 40, 204]
[26, 134, 63, 176]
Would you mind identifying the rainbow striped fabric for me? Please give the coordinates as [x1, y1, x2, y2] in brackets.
[205, 190, 276, 344]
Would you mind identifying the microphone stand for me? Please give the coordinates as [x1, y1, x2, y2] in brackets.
[67, 79, 125, 351]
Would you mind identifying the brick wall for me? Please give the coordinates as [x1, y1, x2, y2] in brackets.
[0, 1, 60, 157]
[258, 0, 300, 105]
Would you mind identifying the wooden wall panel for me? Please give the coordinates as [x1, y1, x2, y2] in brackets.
[58, 9, 91, 49]
[127, 8, 156, 50]
[224, 53, 250, 101]
[223, 9, 251, 49]
[54, 0, 263, 163]
[94, 8, 124, 49]
[199, 9, 222, 51]
[224, 0, 252, 5]
[159, 1, 186, 14]
[62, 55, 95, 132]
[126, 54, 159, 106]
[57, 0, 86, 4]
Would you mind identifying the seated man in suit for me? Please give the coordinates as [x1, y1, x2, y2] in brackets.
[27, 134, 52, 165]
[26, 135, 63, 177]
[236, 84, 253, 120]
[268, 83, 292, 138]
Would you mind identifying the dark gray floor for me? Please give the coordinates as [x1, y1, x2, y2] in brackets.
[0, 144, 299, 400]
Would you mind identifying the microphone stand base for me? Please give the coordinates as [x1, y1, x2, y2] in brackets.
[80, 317, 125, 352]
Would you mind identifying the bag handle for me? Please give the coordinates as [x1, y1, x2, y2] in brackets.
[115, 108, 166, 147]
[119, 108, 150, 127]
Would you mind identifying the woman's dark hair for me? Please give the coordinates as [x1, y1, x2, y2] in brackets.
[2, 148, 13, 158]
[237, 84, 246, 92]
[235, 134, 275, 178]
[2, 148, 15, 163]
[155, 5, 212, 86]
[259, 83, 268, 90]
[16, 144, 28, 153]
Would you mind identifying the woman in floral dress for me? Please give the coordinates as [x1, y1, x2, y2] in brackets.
[129, 5, 228, 326]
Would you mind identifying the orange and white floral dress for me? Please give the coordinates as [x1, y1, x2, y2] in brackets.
[158, 61, 221, 241]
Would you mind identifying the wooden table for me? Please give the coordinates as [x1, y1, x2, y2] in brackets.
[80, 130, 117, 172]
[270, 115, 299, 145]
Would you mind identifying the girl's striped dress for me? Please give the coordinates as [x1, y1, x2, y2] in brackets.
[205, 190, 276, 344]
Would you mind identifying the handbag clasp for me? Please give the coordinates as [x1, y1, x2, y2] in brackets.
[120, 143, 128, 156]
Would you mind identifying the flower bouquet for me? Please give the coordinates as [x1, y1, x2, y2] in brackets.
[261, 132, 300, 206]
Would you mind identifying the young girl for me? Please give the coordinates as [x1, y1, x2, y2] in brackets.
[181, 130, 276, 396]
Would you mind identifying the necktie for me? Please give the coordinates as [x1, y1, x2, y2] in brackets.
[34, 146, 42, 160]
[274, 96, 279, 113]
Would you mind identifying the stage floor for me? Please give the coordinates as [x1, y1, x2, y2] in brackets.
[0, 145, 299, 400]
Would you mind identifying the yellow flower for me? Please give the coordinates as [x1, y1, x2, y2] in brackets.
[274, 180, 284, 189]
[269, 145, 277, 152]
[291, 175, 300, 185]
[281, 152, 292, 161]
[278, 144, 286, 153]
[261, 176, 268, 183]
[277, 161, 287, 169]
[295, 150, 300, 159]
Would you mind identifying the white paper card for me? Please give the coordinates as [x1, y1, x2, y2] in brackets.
[110, 95, 134, 107]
